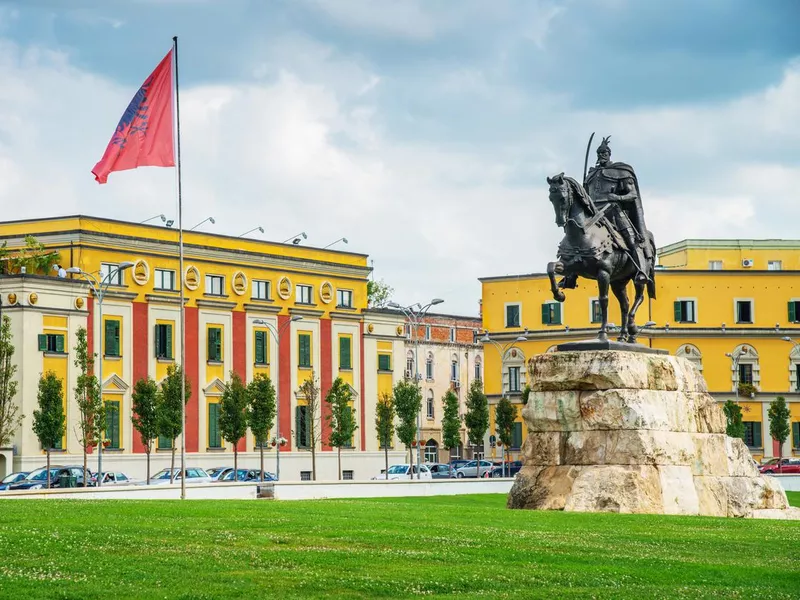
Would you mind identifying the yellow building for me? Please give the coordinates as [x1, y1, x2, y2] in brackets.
[480, 239, 800, 462]
[0, 215, 407, 480]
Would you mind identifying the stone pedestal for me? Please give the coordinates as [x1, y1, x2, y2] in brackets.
[508, 351, 796, 518]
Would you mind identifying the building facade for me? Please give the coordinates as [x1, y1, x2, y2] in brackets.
[0, 216, 410, 480]
[480, 239, 800, 463]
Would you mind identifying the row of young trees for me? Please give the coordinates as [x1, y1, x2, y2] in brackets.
[724, 397, 792, 458]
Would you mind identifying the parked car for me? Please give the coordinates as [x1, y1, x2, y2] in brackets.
[759, 458, 800, 474]
[482, 461, 523, 478]
[90, 471, 134, 486]
[220, 469, 276, 482]
[8, 466, 90, 490]
[138, 467, 212, 486]
[428, 463, 455, 479]
[206, 466, 233, 481]
[371, 464, 432, 480]
[455, 460, 494, 478]
[449, 459, 471, 472]
[0, 472, 29, 491]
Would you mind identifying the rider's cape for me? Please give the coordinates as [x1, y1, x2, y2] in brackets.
[585, 162, 647, 236]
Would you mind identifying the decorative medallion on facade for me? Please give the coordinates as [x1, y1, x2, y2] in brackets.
[7, 293, 17, 305]
[232, 271, 248, 296]
[319, 281, 333, 304]
[28, 293, 38, 305]
[184, 266, 200, 291]
[277, 276, 292, 300]
[132, 259, 150, 285]
[396, 325, 404, 336]
[75, 297, 85, 310]
[367, 323, 375, 333]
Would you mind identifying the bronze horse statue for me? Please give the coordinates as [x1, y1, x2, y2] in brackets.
[545, 173, 656, 343]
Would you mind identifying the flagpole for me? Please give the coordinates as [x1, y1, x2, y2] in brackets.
[173, 35, 187, 501]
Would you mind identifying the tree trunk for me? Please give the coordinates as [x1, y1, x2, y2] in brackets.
[83, 446, 88, 488]
[409, 443, 414, 480]
[384, 444, 389, 480]
[311, 423, 317, 481]
[260, 445, 264, 482]
[170, 443, 176, 484]
[234, 445, 238, 480]
[338, 447, 342, 481]
[146, 446, 151, 485]
[46, 449, 51, 488]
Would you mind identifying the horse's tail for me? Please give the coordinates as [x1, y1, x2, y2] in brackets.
[646, 231, 656, 299]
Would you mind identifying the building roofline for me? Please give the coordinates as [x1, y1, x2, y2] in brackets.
[479, 269, 800, 283]
[365, 307, 480, 321]
[657, 238, 800, 255]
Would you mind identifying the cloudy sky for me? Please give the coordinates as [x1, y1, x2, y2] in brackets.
[1, 0, 799, 315]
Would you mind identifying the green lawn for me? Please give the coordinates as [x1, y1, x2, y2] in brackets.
[0, 493, 798, 600]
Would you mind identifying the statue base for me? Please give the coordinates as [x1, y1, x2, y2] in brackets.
[556, 339, 667, 355]
[507, 351, 798, 519]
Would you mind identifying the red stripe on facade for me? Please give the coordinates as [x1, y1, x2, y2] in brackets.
[131, 302, 148, 453]
[185, 307, 199, 453]
[359, 321, 366, 450]
[320, 318, 332, 451]
[86, 295, 94, 455]
[232, 310, 247, 452]
[278, 314, 292, 453]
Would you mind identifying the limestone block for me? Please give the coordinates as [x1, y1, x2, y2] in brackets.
[577, 389, 696, 432]
[752, 507, 800, 520]
[561, 431, 607, 464]
[692, 393, 726, 434]
[658, 465, 700, 515]
[507, 465, 580, 510]
[758, 475, 789, 510]
[691, 433, 730, 477]
[522, 391, 582, 432]
[522, 432, 562, 465]
[564, 465, 664, 514]
[563, 430, 695, 466]
[722, 477, 760, 517]
[693, 476, 728, 517]
[528, 352, 707, 393]
[725, 437, 759, 477]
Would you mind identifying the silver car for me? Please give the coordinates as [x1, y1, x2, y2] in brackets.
[138, 467, 212, 486]
[455, 460, 494, 478]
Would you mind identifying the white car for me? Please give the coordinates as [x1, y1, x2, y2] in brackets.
[137, 467, 212, 486]
[371, 464, 432, 481]
[92, 471, 135, 486]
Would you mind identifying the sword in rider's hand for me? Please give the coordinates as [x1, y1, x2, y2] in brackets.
[583, 132, 595, 185]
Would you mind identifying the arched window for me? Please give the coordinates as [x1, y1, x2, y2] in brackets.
[676, 344, 703, 372]
[426, 352, 434, 380]
[730, 344, 759, 393]
[450, 353, 459, 383]
[503, 347, 526, 394]
[406, 350, 415, 379]
[424, 439, 438, 464]
[474, 355, 482, 381]
[426, 389, 435, 419]
[790, 345, 800, 393]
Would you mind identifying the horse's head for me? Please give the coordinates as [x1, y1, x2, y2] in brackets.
[547, 172, 570, 227]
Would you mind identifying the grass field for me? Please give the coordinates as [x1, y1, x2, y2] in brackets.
[0, 493, 798, 600]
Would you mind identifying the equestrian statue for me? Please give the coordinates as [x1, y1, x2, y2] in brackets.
[546, 135, 656, 343]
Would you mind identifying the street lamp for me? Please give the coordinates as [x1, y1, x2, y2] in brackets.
[141, 214, 166, 225]
[323, 237, 348, 249]
[387, 298, 444, 478]
[66, 261, 135, 486]
[782, 337, 800, 392]
[481, 332, 527, 477]
[189, 217, 215, 231]
[283, 232, 307, 244]
[238, 226, 264, 238]
[725, 346, 751, 404]
[252, 316, 302, 482]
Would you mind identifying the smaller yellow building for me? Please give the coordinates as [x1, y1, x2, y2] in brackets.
[480, 239, 800, 462]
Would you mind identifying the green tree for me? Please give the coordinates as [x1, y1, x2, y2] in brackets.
[375, 391, 395, 478]
[32, 371, 65, 488]
[247, 374, 276, 482]
[9, 235, 60, 275]
[367, 279, 394, 308]
[768, 396, 791, 461]
[325, 377, 358, 480]
[219, 372, 250, 477]
[495, 397, 518, 476]
[157, 364, 191, 483]
[723, 400, 745, 440]
[73, 327, 104, 485]
[131, 377, 159, 484]
[298, 372, 321, 480]
[464, 379, 490, 477]
[393, 379, 421, 479]
[0, 315, 22, 447]
[440, 389, 461, 459]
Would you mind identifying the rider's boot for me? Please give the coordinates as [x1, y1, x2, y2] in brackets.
[633, 246, 649, 284]
[558, 274, 578, 289]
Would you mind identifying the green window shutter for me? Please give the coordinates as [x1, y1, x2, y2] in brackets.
[105, 320, 120, 356]
[512, 422, 522, 449]
[106, 401, 120, 449]
[208, 328, 221, 362]
[55, 334, 65, 353]
[790, 302, 797, 323]
[38, 334, 47, 352]
[158, 434, 172, 450]
[255, 331, 266, 364]
[553, 303, 562, 325]
[299, 334, 311, 367]
[340, 337, 351, 369]
[154, 325, 161, 357]
[295, 406, 301, 447]
[209, 403, 220, 447]
[215, 328, 222, 362]
[792, 422, 800, 448]
[541, 303, 550, 325]
[674, 301, 682, 322]
[207, 328, 215, 361]
[165, 325, 173, 359]
[378, 354, 391, 371]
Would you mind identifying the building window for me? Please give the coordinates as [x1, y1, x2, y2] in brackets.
[794, 365, 800, 392]
[158, 434, 172, 450]
[505, 304, 521, 328]
[738, 363, 753, 385]
[508, 366, 521, 392]
[339, 336, 352, 370]
[673, 300, 696, 323]
[450, 356, 458, 382]
[37, 333, 65, 354]
[154, 268, 175, 291]
[207, 327, 223, 363]
[205, 274, 224, 296]
[298, 333, 312, 368]
[736, 300, 753, 324]
[406, 351, 414, 378]
[512, 422, 523, 449]
[296, 406, 309, 448]
[449, 327, 456, 343]
[424, 440, 438, 463]
[342, 470, 354, 480]
[424, 325, 431, 341]
[788, 301, 800, 323]
[743, 421, 762, 449]
[296, 284, 313, 304]
[105, 400, 121, 450]
[336, 289, 353, 308]
[708, 260, 723, 270]
[541, 303, 562, 325]
[154, 323, 173, 359]
[378, 353, 392, 372]
[426, 353, 434, 380]
[104, 319, 121, 357]
[300, 471, 312, 481]
[474, 357, 482, 381]
[208, 403, 221, 448]
[100, 263, 123, 286]
[768, 260, 782, 271]
[254, 330, 268, 365]
[426, 390, 434, 419]
[403, 323, 411, 338]
[252, 280, 270, 300]
[591, 299, 601, 323]
[792, 422, 800, 450]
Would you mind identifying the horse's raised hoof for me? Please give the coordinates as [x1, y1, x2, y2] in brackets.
[554, 291, 565, 302]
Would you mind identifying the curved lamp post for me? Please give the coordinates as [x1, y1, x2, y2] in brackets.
[66, 261, 135, 486]
[189, 217, 215, 231]
[323, 237, 348, 250]
[387, 298, 444, 478]
[238, 226, 264, 238]
[141, 214, 166, 225]
[282, 232, 307, 245]
[253, 316, 302, 481]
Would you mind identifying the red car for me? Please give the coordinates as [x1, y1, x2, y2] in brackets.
[758, 458, 800, 474]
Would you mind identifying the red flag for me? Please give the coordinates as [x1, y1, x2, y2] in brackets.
[92, 50, 175, 184]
